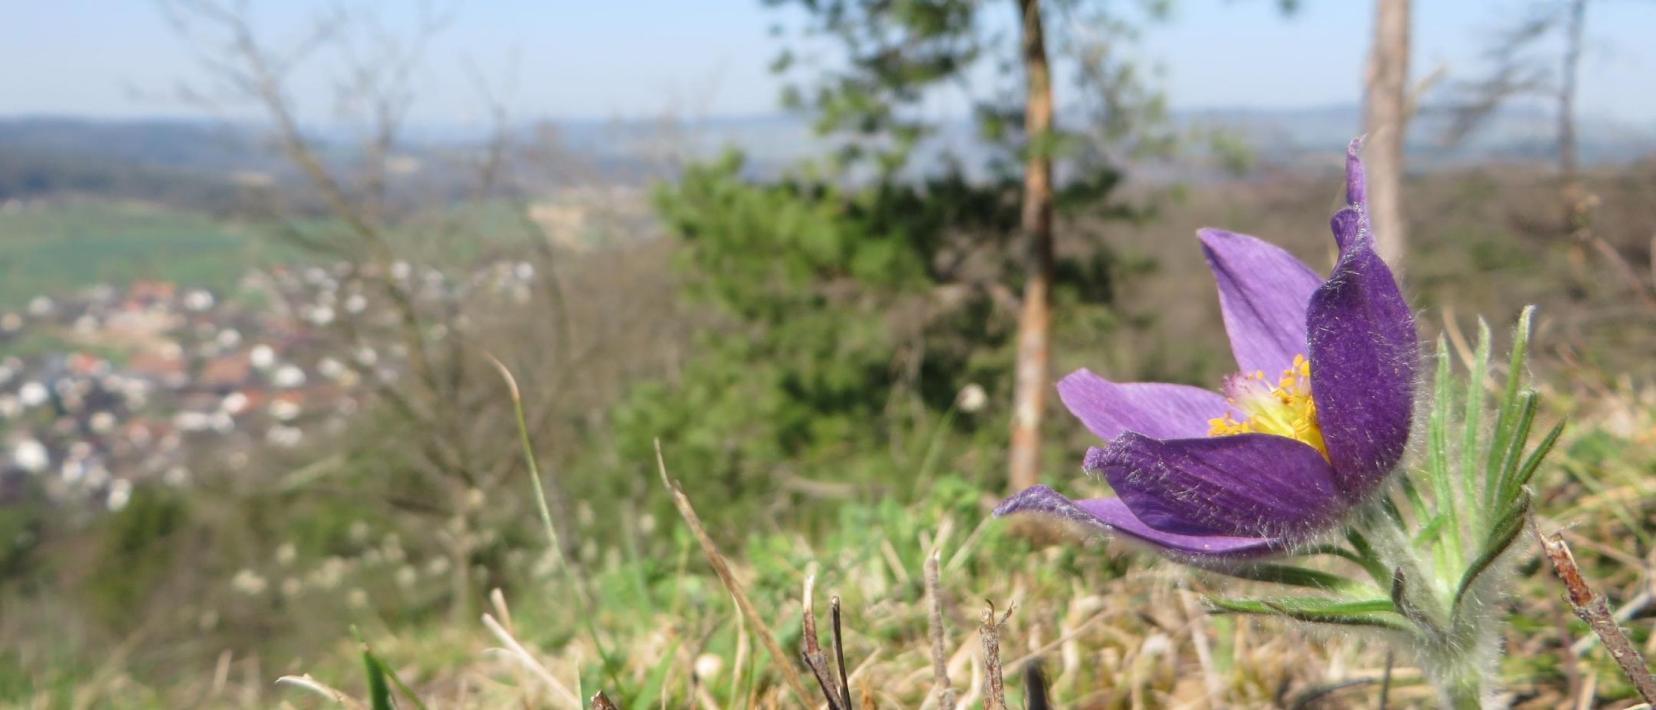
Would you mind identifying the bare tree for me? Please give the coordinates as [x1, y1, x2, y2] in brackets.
[1442, 0, 1593, 228]
[1007, 0, 1056, 493]
[1363, 0, 1410, 267]
[1557, 0, 1586, 184]
[159, 0, 591, 621]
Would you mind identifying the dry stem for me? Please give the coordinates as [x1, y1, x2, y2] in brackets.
[1534, 523, 1656, 704]
[831, 595, 854, 710]
[801, 575, 849, 710]
[655, 440, 814, 706]
[979, 601, 1014, 710]
[925, 549, 956, 709]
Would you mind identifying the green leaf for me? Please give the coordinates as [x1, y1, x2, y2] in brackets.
[1461, 319, 1491, 527]
[1426, 337, 1463, 569]
[1413, 513, 1447, 548]
[1454, 493, 1530, 608]
[1342, 530, 1392, 586]
[362, 646, 393, 710]
[1389, 568, 1442, 636]
[1398, 473, 1430, 523]
[353, 627, 427, 710]
[1206, 563, 1363, 592]
[1483, 307, 1534, 510]
[1491, 391, 1539, 513]
[637, 638, 683, 707]
[1207, 597, 1409, 631]
[1510, 421, 1564, 493]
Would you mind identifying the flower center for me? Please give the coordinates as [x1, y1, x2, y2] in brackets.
[1207, 354, 1328, 459]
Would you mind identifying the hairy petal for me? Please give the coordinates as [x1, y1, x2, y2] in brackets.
[1056, 369, 1231, 442]
[1091, 433, 1344, 539]
[1197, 228, 1323, 376]
[1330, 207, 1363, 252]
[1307, 143, 1417, 498]
[1306, 243, 1416, 498]
[1332, 138, 1371, 250]
[993, 485, 1281, 558]
[1345, 137, 1367, 207]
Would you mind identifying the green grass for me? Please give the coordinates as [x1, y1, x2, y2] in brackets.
[0, 201, 290, 307]
[0, 198, 548, 310]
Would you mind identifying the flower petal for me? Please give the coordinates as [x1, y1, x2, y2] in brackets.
[1090, 433, 1345, 539]
[1197, 228, 1324, 377]
[1345, 137, 1367, 207]
[993, 485, 1281, 558]
[1332, 138, 1371, 250]
[1056, 369, 1231, 442]
[1306, 241, 1416, 499]
[1306, 142, 1417, 498]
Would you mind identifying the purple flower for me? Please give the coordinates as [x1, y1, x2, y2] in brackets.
[996, 139, 1417, 558]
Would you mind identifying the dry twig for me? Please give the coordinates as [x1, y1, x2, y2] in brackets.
[1533, 522, 1656, 704]
[1022, 662, 1051, 710]
[831, 595, 854, 710]
[589, 690, 619, 710]
[655, 440, 814, 706]
[801, 575, 849, 710]
[924, 549, 956, 709]
[979, 601, 1014, 710]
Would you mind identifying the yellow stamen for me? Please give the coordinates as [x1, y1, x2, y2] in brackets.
[1207, 354, 1328, 459]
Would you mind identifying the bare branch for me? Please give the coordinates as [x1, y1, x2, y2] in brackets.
[925, 549, 956, 709]
[979, 601, 1013, 710]
[1533, 522, 1656, 704]
[831, 595, 853, 710]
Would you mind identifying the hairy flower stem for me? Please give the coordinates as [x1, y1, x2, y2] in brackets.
[1437, 669, 1484, 710]
[1356, 505, 1500, 708]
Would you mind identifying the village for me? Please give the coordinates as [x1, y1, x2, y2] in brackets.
[0, 259, 539, 514]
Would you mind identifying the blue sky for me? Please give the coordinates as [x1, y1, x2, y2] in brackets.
[2, 1, 1652, 125]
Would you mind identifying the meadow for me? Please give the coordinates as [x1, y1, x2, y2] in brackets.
[0, 151, 1653, 708]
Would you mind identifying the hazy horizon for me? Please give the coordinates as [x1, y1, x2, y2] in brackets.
[4, 0, 1654, 126]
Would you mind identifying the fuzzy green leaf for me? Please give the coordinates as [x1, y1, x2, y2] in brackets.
[1483, 307, 1534, 510]
[1426, 337, 1464, 568]
[1207, 597, 1409, 631]
[1461, 318, 1491, 528]
[1207, 563, 1363, 592]
[1511, 421, 1564, 493]
[1491, 391, 1539, 513]
[1454, 492, 1530, 608]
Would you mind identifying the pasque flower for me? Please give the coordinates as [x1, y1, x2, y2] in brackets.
[997, 139, 1417, 557]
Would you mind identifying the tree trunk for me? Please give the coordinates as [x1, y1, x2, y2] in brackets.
[1560, 0, 1589, 239]
[1559, 0, 1585, 184]
[1362, 0, 1411, 268]
[1008, 0, 1055, 493]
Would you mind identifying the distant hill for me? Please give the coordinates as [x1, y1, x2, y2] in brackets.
[3, 105, 1652, 209]
[0, 117, 278, 211]
[1174, 102, 1656, 168]
[546, 103, 1656, 182]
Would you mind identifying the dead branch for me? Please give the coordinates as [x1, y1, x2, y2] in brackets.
[801, 575, 848, 710]
[925, 549, 956, 709]
[589, 690, 619, 710]
[831, 595, 853, 710]
[1022, 662, 1050, 710]
[979, 601, 1013, 710]
[1533, 522, 1656, 704]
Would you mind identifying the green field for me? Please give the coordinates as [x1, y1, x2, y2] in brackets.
[0, 201, 289, 307]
